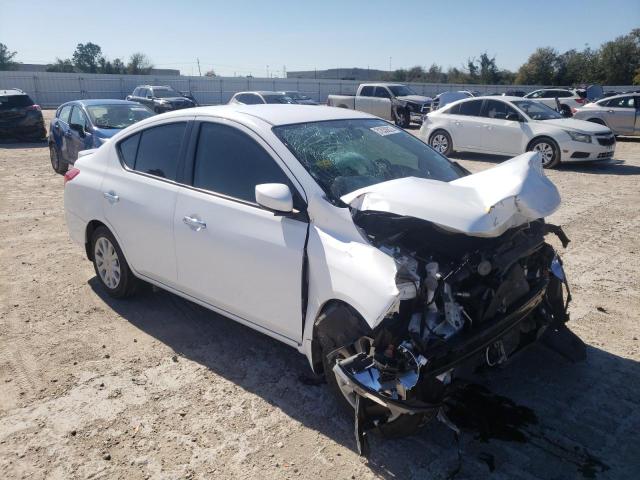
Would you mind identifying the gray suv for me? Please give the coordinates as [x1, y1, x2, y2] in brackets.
[126, 85, 196, 113]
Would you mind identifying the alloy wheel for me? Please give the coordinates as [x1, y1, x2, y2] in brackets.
[533, 142, 555, 166]
[431, 134, 449, 153]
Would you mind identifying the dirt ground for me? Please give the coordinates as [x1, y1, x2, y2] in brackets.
[1, 110, 639, 480]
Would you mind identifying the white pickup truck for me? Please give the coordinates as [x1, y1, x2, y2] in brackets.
[327, 83, 432, 127]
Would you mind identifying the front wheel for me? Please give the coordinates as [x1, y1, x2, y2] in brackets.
[429, 129, 453, 156]
[528, 137, 560, 168]
[393, 108, 411, 128]
[91, 226, 138, 298]
[49, 144, 68, 175]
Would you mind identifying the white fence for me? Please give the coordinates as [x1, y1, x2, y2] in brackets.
[0, 71, 635, 108]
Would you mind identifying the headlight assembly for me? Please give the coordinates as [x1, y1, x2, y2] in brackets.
[565, 130, 591, 143]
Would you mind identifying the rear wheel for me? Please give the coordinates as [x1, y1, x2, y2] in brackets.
[528, 137, 560, 168]
[429, 129, 453, 156]
[91, 226, 138, 298]
[49, 144, 68, 175]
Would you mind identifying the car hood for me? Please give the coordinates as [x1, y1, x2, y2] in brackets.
[396, 95, 432, 103]
[539, 117, 611, 134]
[340, 152, 560, 238]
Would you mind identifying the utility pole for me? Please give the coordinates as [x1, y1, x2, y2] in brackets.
[389, 56, 392, 72]
[197, 58, 202, 76]
[283, 65, 286, 78]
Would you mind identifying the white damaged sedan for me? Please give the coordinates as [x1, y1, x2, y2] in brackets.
[420, 96, 616, 168]
[64, 105, 584, 451]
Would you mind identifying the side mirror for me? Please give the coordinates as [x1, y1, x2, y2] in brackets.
[69, 123, 85, 137]
[146, 94, 153, 99]
[255, 183, 293, 213]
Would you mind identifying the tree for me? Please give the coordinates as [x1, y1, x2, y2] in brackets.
[0, 43, 18, 70]
[465, 58, 479, 83]
[127, 53, 153, 75]
[515, 47, 559, 85]
[98, 57, 126, 74]
[597, 30, 640, 85]
[204, 69, 217, 77]
[72, 42, 103, 73]
[46, 58, 75, 73]
[478, 53, 499, 84]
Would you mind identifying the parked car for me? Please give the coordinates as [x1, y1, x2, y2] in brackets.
[420, 96, 616, 168]
[327, 83, 432, 127]
[48, 100, 154, 174]
[503, 90, 527, 97]
[0, 88, 46, 141]
[573, 94, 640, 136]
[64, 104, 583, 448]
[229, 91, 297, 105]
[280, 91, 318, 105]
[523, 88, 587, 117]
[126, 85, 196, 113]
[431, 91, 473, 111]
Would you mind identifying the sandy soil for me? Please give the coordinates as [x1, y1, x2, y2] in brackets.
[1, 111, 639, 479]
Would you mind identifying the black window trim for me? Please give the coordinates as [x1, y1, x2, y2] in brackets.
[57, 102, 74, 123]
[180, 118, 308, 218]
[116, 120, 193, 186]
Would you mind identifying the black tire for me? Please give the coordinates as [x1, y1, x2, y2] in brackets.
[317, 304, 428, 438]
[49, 143, 68, 175]
[429, 129, 453, 156]
[394, 108, 411, 128]
[90, 226, 138, 298]
[528, 137, 561, 168]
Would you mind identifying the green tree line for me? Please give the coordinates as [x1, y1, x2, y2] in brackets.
[0, 42, 154, 75]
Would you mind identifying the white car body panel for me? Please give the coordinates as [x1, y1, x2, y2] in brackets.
[341, 152, 560, 238]
[64, 104, 564, 370]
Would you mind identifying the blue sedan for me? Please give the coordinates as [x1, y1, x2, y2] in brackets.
[49, 99, 154, 174]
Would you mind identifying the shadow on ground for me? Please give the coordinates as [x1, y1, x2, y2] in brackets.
[89, 279, 639, 479]
[0, 139, 48, 149]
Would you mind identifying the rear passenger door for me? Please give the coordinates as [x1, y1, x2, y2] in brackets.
[173, 119, 308, 343]
[102, 119, 192, 286]
[603, 96, 636, 134]
[450, 99, 485, 150]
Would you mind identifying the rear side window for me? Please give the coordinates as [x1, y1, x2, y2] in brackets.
[0, 94, 34, 109]
[58, 105, 72, 123]
[444, 103, 461, 114]
[193, 122, 292, 203]
[458, 100, 483, 117]
[118, 122, 186, 180]
[360, 86, 374, 97]
[607, 96, 635, 108]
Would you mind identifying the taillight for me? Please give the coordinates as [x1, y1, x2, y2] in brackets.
[64, 168, 80, 186]
[26, 104, 42, 111]
[575, 98, 586, 105]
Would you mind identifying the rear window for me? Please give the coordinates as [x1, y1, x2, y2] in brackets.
[117, 122, 187, 180]
[0, 94, 34, 109]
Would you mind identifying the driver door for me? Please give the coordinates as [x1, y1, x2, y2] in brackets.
[173, 120, 308, 342]
[67, 106, 93, 163]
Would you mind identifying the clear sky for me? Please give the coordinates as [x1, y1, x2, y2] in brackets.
[2, 0, 639, 77]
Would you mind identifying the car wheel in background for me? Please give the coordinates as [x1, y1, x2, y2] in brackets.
[586, 118, 607, 127]
[49, 144, 68, 175]
[429, 129, 453, 156]
[91, 226, 138, 298]
[528, 137, 560, 169]
[394, 108, 410, 128]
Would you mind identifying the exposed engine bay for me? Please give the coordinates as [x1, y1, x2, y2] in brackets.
[328, 212, 584, 454]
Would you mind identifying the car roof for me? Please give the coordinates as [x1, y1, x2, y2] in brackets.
[160, 104, 376, 126]
[63, 99, 143, 107]
[0, 88, 27, 96]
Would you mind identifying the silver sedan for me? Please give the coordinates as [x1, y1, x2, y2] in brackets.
[573, 93, 640, 136]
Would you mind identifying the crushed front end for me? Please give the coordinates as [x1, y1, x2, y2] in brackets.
[330, 213, 585, 452]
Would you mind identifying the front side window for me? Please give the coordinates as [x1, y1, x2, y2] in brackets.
[374, 87, 391, 99]
[458, 100, 483, 117]
[70, 106, 89, 129]
[607, 96, 635, 108]
[58, 105, 73, 123]
[512, 100, 563, 120]
[482, 100, 519, 120]
[86, 104, 153, 129]
[193, 123, 293, 203]
[273, 119, 464, 202]
[118, 122, 186, 180]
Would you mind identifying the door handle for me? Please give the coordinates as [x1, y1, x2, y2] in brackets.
[607, 110, 614, 113]
[454, 121, 461, 126]
[183, 215, 207, 231]
[103, 191, 119, 203]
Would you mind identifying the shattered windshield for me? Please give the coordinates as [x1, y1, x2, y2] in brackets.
[86, 104, 154, 129]
[512, 100, 563, 120]
[273, 119, 464, 202]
